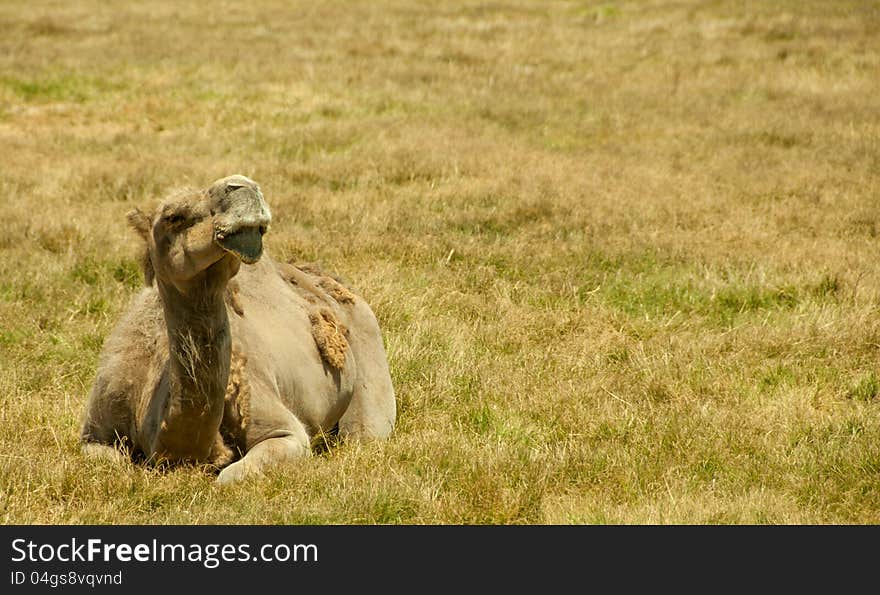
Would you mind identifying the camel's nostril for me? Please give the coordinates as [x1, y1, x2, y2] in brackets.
[259, 225, 268, 236]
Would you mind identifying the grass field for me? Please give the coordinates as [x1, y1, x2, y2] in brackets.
[1, 0, 879, 524]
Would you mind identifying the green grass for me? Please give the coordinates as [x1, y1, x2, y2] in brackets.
[0, 0, 879, 524]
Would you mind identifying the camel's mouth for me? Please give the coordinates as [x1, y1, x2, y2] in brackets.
[215, 226, 264, 264]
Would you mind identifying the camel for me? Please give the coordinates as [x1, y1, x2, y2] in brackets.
[80, 175, 396, 484]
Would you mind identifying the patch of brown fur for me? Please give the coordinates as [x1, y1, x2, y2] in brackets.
[317, 276, 356, 304]
[225, 347, 250, 430]
[286, 260, 356, 305]
[277, 261, 329, 306]
[225, 279, 244, 317]
[217, 347, 250, 460]
[309, 307, 349, 369]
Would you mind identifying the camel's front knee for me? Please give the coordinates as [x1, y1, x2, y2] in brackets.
[216, 434, 309, 485]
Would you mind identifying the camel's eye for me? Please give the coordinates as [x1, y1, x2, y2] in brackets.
[164, 213, 188, 226]
[161, 203, 196, 230]
[226, 183, 245, 193]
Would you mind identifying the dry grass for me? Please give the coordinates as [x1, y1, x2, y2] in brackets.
[1, 0, 879, 524]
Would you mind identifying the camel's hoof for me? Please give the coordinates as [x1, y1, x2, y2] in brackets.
[216, 461, 259, 486]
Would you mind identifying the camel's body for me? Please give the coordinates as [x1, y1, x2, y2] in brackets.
[80, 175, 395, 484]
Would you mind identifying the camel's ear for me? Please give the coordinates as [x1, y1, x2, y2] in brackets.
[138, 250, 155, 286]
[126, 208, 155, 286]
[126, 208, 151, 241]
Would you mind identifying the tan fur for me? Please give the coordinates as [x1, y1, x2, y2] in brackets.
[308, 307, 349, 369]
[317, 276, 356, 304]
[225, 348, 251, 431]
[225, 279, 245, 317]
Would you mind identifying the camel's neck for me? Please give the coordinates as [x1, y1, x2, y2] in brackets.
[152, 279, 230, 460]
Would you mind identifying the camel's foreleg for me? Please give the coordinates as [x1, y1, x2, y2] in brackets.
[216, 431, 310, 485]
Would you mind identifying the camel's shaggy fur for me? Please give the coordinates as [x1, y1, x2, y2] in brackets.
[317, 276, 356, 305]
[225, 279, 245, 317]
[308, 307, 349, 370]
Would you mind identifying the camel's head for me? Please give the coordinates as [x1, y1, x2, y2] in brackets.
[127, 175, 272, 293]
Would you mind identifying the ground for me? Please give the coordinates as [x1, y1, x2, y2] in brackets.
[0, 0, 878, 523]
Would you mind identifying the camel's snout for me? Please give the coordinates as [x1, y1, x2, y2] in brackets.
[210, 174, 272, 265]
[214, 206, 270, 265]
